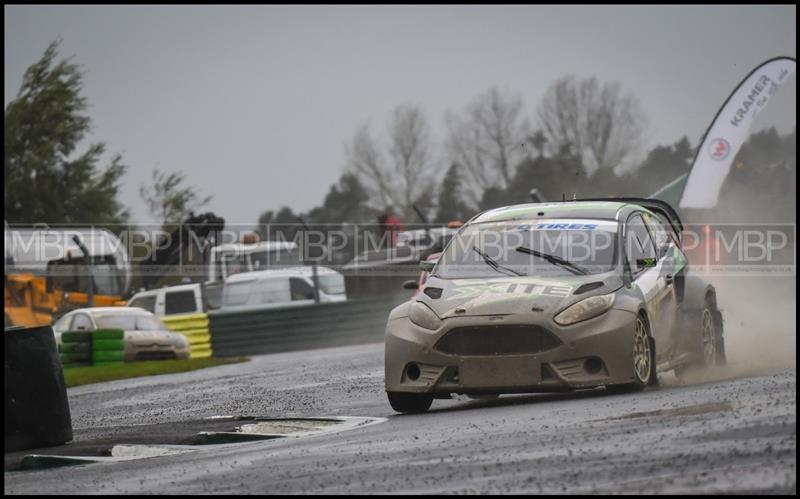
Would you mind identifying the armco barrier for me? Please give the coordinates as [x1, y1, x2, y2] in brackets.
[161, 313, 212, 359]
[208, 293, 408, 358]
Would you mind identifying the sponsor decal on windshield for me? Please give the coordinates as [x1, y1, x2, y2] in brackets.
[513, 220, 617, 233]
[448, 281, 573, 301]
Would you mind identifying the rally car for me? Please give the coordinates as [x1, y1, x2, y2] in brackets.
[384, 199, 725, 413]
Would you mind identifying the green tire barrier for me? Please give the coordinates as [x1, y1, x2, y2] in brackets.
[92, 350, 125, 362]
[60, 342, 92, 354]
[93, 329, 124, 340]
[61, 331, 93, 343]
[91, 329, 125, 364]
[60, 330, 93, 367]
[93, 339, 125, 351]
[162, 313, 211, 359]
[60, 352, 92, 364]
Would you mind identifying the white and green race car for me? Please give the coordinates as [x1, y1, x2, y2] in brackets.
[384, 198, 725, 413]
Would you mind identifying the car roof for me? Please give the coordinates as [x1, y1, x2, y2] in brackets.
[211, 241, 297, 254]
[69, 307, 153, 316]
[224, 266, 339, 283]
[130, 283, 199, 298]
[471, 201, 633, 224]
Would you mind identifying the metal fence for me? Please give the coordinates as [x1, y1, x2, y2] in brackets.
[208, 293, 408, 357]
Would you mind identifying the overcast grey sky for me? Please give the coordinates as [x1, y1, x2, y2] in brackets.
[5, 5, 796, 225]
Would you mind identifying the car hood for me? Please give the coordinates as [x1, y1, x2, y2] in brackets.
[123, 329, 185, 346]
[419, 273, 623, 318]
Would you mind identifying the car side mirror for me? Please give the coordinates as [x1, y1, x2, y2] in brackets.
[636, 258, 657, 269]
[419, 260, 435, 273]
[402, 280, 418, 290]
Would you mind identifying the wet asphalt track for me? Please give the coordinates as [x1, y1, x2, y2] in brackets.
[4, 341, 797, 494]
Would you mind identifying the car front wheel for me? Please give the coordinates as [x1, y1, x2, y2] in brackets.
[607, 314, 657, 394]
[387, 391, 433, 414]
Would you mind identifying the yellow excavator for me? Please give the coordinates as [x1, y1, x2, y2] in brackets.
[4, 273, 125, 327]
[4, 230, 129, 327]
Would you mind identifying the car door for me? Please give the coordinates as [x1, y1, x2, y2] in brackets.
[624, 213, 675, 358]
[641, 211, 686, 354]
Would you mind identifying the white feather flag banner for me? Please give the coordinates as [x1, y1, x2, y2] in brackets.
[680, 57, 796, 209]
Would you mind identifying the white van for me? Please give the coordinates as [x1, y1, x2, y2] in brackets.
[208, 241, 301, 283]
[127, 283, 204, 317]
[221, 266, 346, 312]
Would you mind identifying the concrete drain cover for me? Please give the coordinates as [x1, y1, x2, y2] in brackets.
[13, 416, 385, 471]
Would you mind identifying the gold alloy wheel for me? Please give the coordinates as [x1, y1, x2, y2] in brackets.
[633, 317, 651, 383]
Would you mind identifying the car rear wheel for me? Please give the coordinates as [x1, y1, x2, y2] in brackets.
[607, 314, 657, 393]
[387, 392, 433, 414]
[675, 297, 725, 382]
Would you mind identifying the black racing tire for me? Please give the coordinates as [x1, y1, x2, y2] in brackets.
[387, 391, 434, 414]
[92, 350, 125, 362]
[59, 352, 92, 364]
[60, 331, 93, 343]
[60, 342, 92, 354]
[675, 296, 725, 382]
[607, 312, 657, 393]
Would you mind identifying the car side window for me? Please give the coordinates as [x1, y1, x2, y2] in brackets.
[642, 212, 672, 258]
[625, 214, 657, 275]
[164, 290, 197, 315]
[70, 313, 94, 331]
[129, 295, 157, 313]
[289, 278, 314, 301]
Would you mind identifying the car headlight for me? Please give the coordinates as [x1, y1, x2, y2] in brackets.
[554, 293, 616, 326]
[409, 301, 443, 331]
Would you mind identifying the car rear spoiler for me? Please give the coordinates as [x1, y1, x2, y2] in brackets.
[577, 197, 684, 239]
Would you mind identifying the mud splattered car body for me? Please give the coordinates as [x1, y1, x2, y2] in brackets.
[385, 199, 725, 413]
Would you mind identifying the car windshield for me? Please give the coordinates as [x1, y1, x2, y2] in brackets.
[94, 312, 166, 331]
[434, 219, 618, 278]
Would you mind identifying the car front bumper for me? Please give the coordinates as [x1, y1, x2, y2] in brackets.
[385, 308, 638, 394]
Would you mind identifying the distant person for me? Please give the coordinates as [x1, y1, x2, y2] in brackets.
[378, 213, 404, 247]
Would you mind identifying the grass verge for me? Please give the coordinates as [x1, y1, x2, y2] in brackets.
[62, 356, 249, 387]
